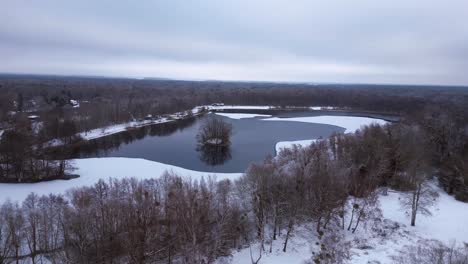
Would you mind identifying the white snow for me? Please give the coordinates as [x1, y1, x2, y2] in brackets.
[220, 225, 317, 264]
[208, 105, 273, 110]
[309, 106, 336, 110]
[263, 115, 387, 133]
[206, 138, 223, 145]
[222, 185, 468, 264]
[70, 99, 80, 108]
[215, 113, 272, 119]
[379, 187, 468, 245]
[0, 158, 242, 203]
[275, 139, 318, 154]
[66, 106, 205, 142]
[0, 130, 3, 140]
[78, 119, 166, 140]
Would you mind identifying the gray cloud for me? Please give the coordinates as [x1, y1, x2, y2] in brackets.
[1, 0, 468, 85]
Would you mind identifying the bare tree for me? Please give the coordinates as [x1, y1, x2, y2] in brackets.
[197, 116, 232, 146]
[398, 126, 438, 226]
[400, 179, 438, 227]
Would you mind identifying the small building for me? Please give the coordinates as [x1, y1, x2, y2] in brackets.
[70, 99, 80, 108]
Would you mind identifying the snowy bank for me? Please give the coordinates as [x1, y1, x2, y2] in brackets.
[0, 158, 242, 203]
[214, 113, 272, 119]
[263, 115, 388, 133]
[269, 115, 387, 152]
[275, 139, 319, 154]
[78, 118, 173, 141]
[221, 186, 468, 264]
[208, 105, 273, 110]
[379, 187, 468, 245]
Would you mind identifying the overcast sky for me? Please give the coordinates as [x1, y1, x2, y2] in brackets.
[1, 0, 468, 85]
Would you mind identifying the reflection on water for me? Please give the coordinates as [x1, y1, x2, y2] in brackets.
[58, 112, 346, 173]
[197, 144, 232, 166]
[58, 117, 198, 159]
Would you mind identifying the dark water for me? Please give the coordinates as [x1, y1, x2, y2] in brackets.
[69, 113, 345, 172]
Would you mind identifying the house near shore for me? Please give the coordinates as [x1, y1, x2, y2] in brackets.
[70, 99, 80, 108]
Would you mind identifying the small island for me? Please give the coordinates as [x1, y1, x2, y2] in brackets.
[197, 116, 233, 146]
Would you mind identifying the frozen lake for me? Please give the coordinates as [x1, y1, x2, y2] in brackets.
[67, 111, 386, 173]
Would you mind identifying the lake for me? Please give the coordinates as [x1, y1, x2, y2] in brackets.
[69, 112, 357, 172]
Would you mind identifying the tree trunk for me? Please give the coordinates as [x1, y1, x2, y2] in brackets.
[347, 207, 355, 231]
[283, 219, 293, 253]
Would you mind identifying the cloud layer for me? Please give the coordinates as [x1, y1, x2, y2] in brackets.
[2, 0, 468, 85]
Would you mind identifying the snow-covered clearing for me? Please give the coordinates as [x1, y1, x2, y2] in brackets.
[0, 158, 242, 203]
[379, 187, 468, 245]
[263, 115, 388, 133]
[214, 113, 272, 119]
[221, 185, 468, 264]
[218, 225, 318, 264]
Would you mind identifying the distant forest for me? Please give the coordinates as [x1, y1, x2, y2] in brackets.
[1, 74, 467, 133]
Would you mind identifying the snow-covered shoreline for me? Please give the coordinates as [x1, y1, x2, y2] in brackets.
[263, 115, 388, 133]
[78, 117, 174, 141]
[215, 112, 388, 154]
[2, 110, 390, 204]
[274, 139, 319, 154]
[57, 105, 387, 143]
[0, 157, 242, 203]
[214, 112, 272, 119]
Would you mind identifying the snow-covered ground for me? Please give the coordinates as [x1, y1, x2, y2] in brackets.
[208, 105, 274, 110]
[219, 225, 318, 264]
[221, 185, 468, 264]
[78, 118, 172, 141]
[379, 187, 468, 245]
[274, 139, 319, 154]
[263, 115, 387, 133]
[214, 112, 272, 119]
[0, 158, 242, 203]
[309, 106, 337, 110]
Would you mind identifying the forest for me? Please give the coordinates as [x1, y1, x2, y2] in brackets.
[0, 75, 467, 263]
[0, 122, 467, 263]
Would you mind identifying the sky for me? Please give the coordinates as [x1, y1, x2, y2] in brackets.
[1, 0, 468, 85]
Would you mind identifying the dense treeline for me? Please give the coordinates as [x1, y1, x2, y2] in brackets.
[0, 175, 246, 263]
[1, 121, 465, 263]
[1, 75, 467, 136]
[0, 118, 73, 182]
